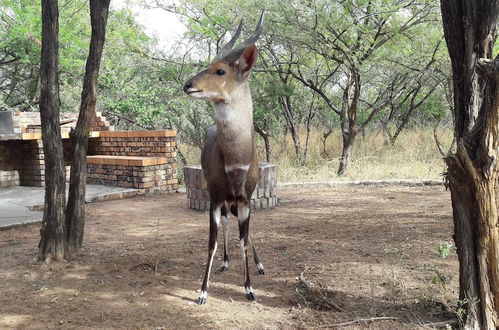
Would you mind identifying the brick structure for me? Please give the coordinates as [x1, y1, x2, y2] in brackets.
[87, 130, 177, 157]
[9, 111, 115, 133]
[0, 117, 178, 193]
[86, 131, 178, 193]
[0, 139, 72, 187]
[184, 162, 277, 211]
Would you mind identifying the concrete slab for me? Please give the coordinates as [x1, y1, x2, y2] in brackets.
[0, 184, 139, 229]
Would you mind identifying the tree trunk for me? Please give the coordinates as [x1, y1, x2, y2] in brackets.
[337, 131, 355, 176]
[254, 122, 271, 162]
[64, 0, 111, 257]
[337, 70, 360, 175]
[321, 127, 333, 156]
[440, 0, 499, 328]
[279, 96, 300, 159]
[38, 0, 65, 262]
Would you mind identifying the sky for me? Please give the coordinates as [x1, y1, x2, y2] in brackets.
[111, 0, 187, 50]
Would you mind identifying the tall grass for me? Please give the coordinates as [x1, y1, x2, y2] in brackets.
[178, 127, 453, 184]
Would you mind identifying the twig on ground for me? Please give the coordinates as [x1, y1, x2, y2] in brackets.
[419, 320, 457, 328]
[319, 316, 400, 328]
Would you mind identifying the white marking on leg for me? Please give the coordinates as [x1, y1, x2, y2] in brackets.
[257, 263, 264, 272]
[205, 242, 217, 289]
[237, 204, 250, 224]
[245, 286, 254, 295]
[199, 290, 208, 299]
[221, 260, 229, 268]
[212, 205, 222, 227]
[239, 238, 245, 263]
[225, 163, 250, 173]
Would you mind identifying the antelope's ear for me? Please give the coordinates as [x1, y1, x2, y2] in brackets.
[237, 45, 258, 80]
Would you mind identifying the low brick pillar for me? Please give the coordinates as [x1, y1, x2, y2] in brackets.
[184, 162, 277, 211]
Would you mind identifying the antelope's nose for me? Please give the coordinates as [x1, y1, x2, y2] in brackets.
[183, 82, 192, 93]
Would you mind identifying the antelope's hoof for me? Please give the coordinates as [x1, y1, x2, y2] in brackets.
[246, 292, 256, 301]
[258, 268, 266, 275]
[245, 287, 255, 301]
[219, 261, 229, 272]
[198, 291, 207, 305]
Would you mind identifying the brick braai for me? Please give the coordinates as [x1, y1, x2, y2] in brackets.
[86, 130, 178, 193]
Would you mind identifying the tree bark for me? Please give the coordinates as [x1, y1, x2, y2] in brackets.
[337, 131, 355, 176]
[254, 122, 271, 162]
[38, 0, 65, 262]
[279, 95, 300, 159]
[337, 69, 360, 175]
[65, 0, 111, 257]
[440, 0, 499, 328]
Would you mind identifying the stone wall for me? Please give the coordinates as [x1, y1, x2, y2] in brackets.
[184, 162, 277, 211]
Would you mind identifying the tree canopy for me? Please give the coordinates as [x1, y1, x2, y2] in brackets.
[1, 0, 451, 171]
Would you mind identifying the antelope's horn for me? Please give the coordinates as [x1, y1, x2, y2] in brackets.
[217, 20, 243, 59]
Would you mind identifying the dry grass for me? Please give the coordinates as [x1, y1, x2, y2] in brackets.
[178, 127, 453, 184]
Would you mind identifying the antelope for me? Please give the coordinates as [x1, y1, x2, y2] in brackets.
[183, 11, 265, 305]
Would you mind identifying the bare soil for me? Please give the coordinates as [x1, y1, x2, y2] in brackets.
[0, 185, 458, 329]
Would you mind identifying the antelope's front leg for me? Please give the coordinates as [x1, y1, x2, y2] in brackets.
[238, 203, 255, 300]
[198, 203, 221, 305]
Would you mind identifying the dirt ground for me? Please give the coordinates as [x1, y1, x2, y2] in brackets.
[0, 185, 459, 329]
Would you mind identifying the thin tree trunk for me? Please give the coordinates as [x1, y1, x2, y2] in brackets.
[302, 98, 316, 164]
[279, 96, 300, 159]
[254, 122, 271, 162]
[441, 0, 499, 328]
[65, 0, 110, 257]
[321, 127, 333, 156]
[38, 0, 65, 262]
[337, 131, 355, 176]
[337, 70, 360, 175]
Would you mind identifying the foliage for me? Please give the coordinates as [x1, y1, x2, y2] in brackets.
[438, 241, 454, 258]
[0, 0, 453, 171]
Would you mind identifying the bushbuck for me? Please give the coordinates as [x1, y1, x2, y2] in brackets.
[183, 11, 265, 305]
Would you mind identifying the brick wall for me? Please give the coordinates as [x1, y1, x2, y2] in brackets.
[5, 111, 114, 134]
[87, 131, 178, 192]
[87, 131, 177, 157]
[0, 139, 71, 187]
[87, 162, 174, 191]
[0, 129, 177, 191]
[22, 112, 114, 133]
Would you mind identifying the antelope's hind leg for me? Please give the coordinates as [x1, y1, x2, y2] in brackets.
[238, 202, 255, 301]
[198, 203, 222, 305]
[219, 205, 230, 272]
[248, 235, 265, 275]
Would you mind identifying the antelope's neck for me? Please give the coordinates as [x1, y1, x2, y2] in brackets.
[213, 83, 254, 165]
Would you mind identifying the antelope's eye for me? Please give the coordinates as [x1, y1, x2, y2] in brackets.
[215, 69, 225, 76]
